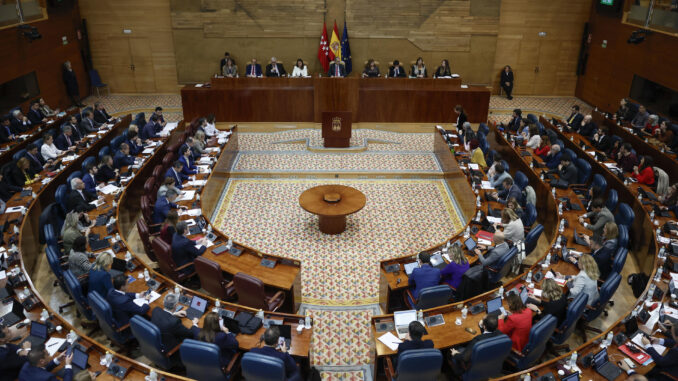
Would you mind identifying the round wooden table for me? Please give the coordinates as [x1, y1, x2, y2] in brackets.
[299, 185, 366, 234]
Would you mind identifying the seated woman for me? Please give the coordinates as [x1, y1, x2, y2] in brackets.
[440, 245, 469, 291]
[362, 59, 380, 78]
[497, 208, 524, 242]
[410, 57, 427, 78]
[62, 211, 87, 255]
[96, 155, 118, 183]
[526, 279, 568, 326]
[40, 133, 64, 160]
[88, 253, 114, 297]
[291, 59, 308, 77]
[160, 210, 179, 244]
[191, 312, 239, 373]
[525, 125, 541, 149]
[434, 59, 451, 78]
[68, 235, 92, 278]
[533, 135, 550, 158]
[469, 139, 487, 168]
[192, 130, 207, 157]
[498, 292, 533, 352]
[655, 121, 675, 150]
[8, 157, 37, 187]
[157, 176, 180, 200]
[562, 254, 600, 306]
[632, 155, 655, 185]
[221, 58, 238, 78]
[506, 197, 524, 219]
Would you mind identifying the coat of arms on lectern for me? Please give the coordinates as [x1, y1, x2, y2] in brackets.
[332, 117, 342, 132]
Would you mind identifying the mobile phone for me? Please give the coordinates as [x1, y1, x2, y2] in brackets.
[277, 337, 285, 347]
[65, 345, 73, 357]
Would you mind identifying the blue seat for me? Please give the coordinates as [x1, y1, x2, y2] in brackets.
[478, 123, 490, 135]
[82, 156, 96, 173]
[241, 352, 286, 381]
[617, 225, 629, 249]
[606, 189, 618, 212]
[88, 69, 109, 96]
[110, 136, 125, 153]
[487, 150, 498, 167]
[66, 171, 82, 190]
[611, 247, 628, 275]
[98, 146, 110, 162]
[462, 334, 513, 381]
[564, 148, 577, 161]
[87, 291, 132, 346]
[34, 138, 43, 149]
[480, 138, 490, 155]
[406, 285, 453, 310]
[500, 160, 509, 172]
[63, 270, 95, 321]
[388, 348, 442, 381]
[583, 272, 621, 325]
[39, 202, 64, 244]
[55, 184, 69, 215]
[180, 339, 235, 381]
[487, 247, 518, 285]
[526, 114, 538, 124]
[521, 204, 537, 229]
[134, 112, 146, 128]
[46, 245, 68, 294]
[524, 224, 544, 256]
[12, 149, 26, 162]
[554, 139, 564, 150]
[44, 224, 58, 247]
[514, 170, 529, 190]
[591, 174, 607, 192]
[550, 293, 588, 347]
[574, 158, 591, 185]
[614, 202, 634, 227]
[509, 315, 557, 370]
[129, 316, 172, 370]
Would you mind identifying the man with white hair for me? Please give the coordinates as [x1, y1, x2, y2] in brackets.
[66, 177, 96, 212]
[545, 144, 562, 169]
[10, 110, 31, 134]
[266, 57, 286, 77]
[151, 293, 194, 351]
[577, 114, 596, 137]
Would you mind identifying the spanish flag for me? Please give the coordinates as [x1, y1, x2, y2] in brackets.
[329, 21, 342, 61]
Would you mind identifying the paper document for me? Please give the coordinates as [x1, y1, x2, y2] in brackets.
[90, 199, 105, 208]
[469, 163, 479, 170]
[133, 291, 161, 307]
[377, 332, 403, 351]
[45, 337, 66, 356]
[195, 84, 204, 87]
[142, 148, 155, 155]
[487, 216, 502, 224]
[187, 180, 207, 187]
[460, 85, 468, 89]
[481, 181, 494, 190]
[4, 206, 26, 214]
[99, 184, 120, 195]
[176, 190, 196, 202]
[631, 333, 666, 355]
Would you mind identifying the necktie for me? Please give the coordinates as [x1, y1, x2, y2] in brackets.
[251, 65, 255, 76]
[395, 68, 398, 76]
[336, 65, 339, 77]
[66, 135, 71, 146]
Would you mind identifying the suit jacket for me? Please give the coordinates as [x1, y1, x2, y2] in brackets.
[83, 173, 97, 194]
[498, 308, 533, 352]
[396, 339, 434, 359]
[507, 116, 522, 133]
[478, 242, 510, 268]
[0, 344, 28, 381]
[592, 239, 616, 280]
[0, 123, 13, 142]
[141, 121, 158, 140]
[566, 112, 583, 128]
[88, 269, 113, 297]
[127, 139, 142, 156]
[409, 264, 441, 299]
[539, 294, 568, 326]
[328, 62, 346, 77]
[0, 176, 22, 202]
[18, 360, 71, 381]
[96, 165, 117, 182]
[578, 121, 596, 137]
[106, 288, 150, 326]
[245, 63, 263, 77]
[10, 117, 30, 134]
[113, 151, 134, 169]
[593, 134, 611, 153]
[646, 338, 678, 381]
[178, 155, 197, 176]
[545, 151, 562, 169]
[94, 109, 112, 124]
[499, 184, 522, 205]
[461, 330, 505, 363]
[500, 71, 514, 86]
[265, 63, 286, 77]
[27, 109, 45, 124]
[558, 162, 579, 186]
[7, 164, 30, 187]
[55, 133, 74, 151]
[249, 346, 299, 379]
[151, 307, 194, 350]
[153, 196, 178, 224]
[79, 118, 97, 133]
[569, 271, 599, 306]
[24, 151, 46, 175]
[388, 66, 406, 78]
[171, 233, 206, 267]
[63, 122, 82, 141]
[67, 189, 96, 212]
[165, 168, 187, 189]
[456, 112, 468, 130]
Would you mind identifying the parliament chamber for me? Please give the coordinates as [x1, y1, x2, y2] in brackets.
[1, 0, 678, 380]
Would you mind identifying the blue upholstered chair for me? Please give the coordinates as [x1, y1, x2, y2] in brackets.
[582, 273, 621, 338]
[487, 247, 518, 285]
[405, 285, 453, 310]
[615, 202, 634, 227]
[550, 293, 588, 353]
[81, 156, 96, 173]
[508, 315, 557, 370]
[611, 247, 628, 275]
[514, 170, 529, 190]
[385, 348, 443, 381]
[63, 270, 95, 321]
[87, 291, 132, 346]
[606, 189, 618, 212]
[462, 334, 513, 381]
[524, 224, 544, 256]
[241, 352, 286, 381]
[129, 316, 173, 370]
[522, 204, 537, 230]
[180, 339, 240, 380]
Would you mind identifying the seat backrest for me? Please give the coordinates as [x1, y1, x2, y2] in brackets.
[524, 224, 544, 255]
[591, 174, 607, 192]
[614, 202, 634, 227]
[488, 247, 517, 285]
[13, 149, 26, 162]
[564, 148, 577, 161]
[194, 256, 231, 300]
[522, 203, 537, 228]
[487, 150, 498, 167]
[463, 334, 513, 381]
[617, 224, 629, 249]
[152, 164, 163, 179]
[66, 171, 82, 190]
[44, 223, 58, 247]
[585, 272, 621, 322]
[152, 237, 180, 282]
[110, 136, 124, 152]
[162, 152, 175, 169]
[87, 291, 127, 345]
[180, 339, 226, 381]
[141, 195, 153, 224]
[129, 316, 171, 369]
[134, 112, 146, 128]
[551, 293, 588, 345]
[45, 245, 65, 283]
[514, 170, 529, 190]
[500, 160, 509, 172]
[575, 158, 591, 184]
[39, 202, 63, 244]
[98, 146, 110, 162]
[526, 113, 538, 124]
[415, 285, 453, 310]
[611, 247, 628, 275]
[478, 122, 490, 135]
[606, 189, 618, 212]
[88, 69, 103, 86]
[241, 352, 286, 381]
[396, 348, 443, 381]
[233, 272, 267, 310]
[136, 219, 157, 262]
[55, 184, 69, 216]
[515, 315, 557, 370]
[81, 156, 96, 174]
[63, 270, 95, 321]
[144, 177, 156, 203]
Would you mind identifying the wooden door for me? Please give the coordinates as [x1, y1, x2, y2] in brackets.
[130, 38, 156, 93]
[108, 38, 137, 92]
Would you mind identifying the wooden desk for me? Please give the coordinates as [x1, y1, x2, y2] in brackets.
[181, 78, 490, 123]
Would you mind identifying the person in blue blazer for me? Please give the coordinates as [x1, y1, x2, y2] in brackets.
[0, 326, 30, 381]
[181, 137, 200, 161]
[82, 163, 98, 195]
[106, 274, 151, 327]
[619, 323, 678, 380]
[23, 144, 49, 175]
[171, 221, 207, 267]
[18, 343, 73, 381]
[178, 145, 197, 176]
[88, 253, 114, 298]
[55, 126, 76, 151]
[249, 327, 300, 380]
[408, 252, 441, 301]
[127, 129, 143, 156]
[141, 114, 160, 140]
[166, 161, 187, 189]
[245, 58, 263, 78]
[545, 144, 562, 169]
[153, 189, 181, 224]
[113, 142, 135, 169]
[191, 312, 239, 371]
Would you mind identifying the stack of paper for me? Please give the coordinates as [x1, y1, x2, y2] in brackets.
[377, 332, 403, 351]
[177, 190, 195, 202]
[481, 181, 494, 190]
[99, 184, 120, 195]
[133, 291, 161, 307]
[179, 209, 202, 217]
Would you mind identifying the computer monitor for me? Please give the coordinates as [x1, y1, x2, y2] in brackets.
[486, 297, 502, 314]
[593, 347, 609, 368]
[111, 258, 127, 272]
[394, 310, 417, 328]
[190, 296, 208, 313]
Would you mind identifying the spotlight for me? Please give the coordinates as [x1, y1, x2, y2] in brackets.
[627, 29, 650, 44]
[17, 24, 41, 42]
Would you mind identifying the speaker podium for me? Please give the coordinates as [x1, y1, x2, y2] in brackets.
[321, 111, 352, 148]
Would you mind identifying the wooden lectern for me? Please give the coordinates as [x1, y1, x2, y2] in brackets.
[321, 111, 352, 148]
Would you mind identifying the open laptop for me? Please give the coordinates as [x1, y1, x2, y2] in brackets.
[561, 371, 580, 381]
[487, 206, 502, 218]
[394, 310, 418, 339]
[486, 296, 505, 317]
[108, 258, 127, 278]
[573, 228, 589, 247]
[71, 347, 90, 371]
[429, 252, 446, 269]
[592, 347, 622, 381]
[89, 237, 111, 251]
[185, 296, 208, 320]
[464, 237, 477, 251]
[0, 299, 26, 326]
[21, 321, 49, 347]
[404, 262, 419, 276]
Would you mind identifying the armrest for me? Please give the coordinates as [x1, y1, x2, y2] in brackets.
[224, 352, 241, 373]
[223, 281, 235, 297]
[175, 262, 194, 271]
[510, 348, 524, 357]
[269, 290, 285, 303]
[166, 344, 181, 356]
[77, 273, 89, 281]
[385, 356, 396, 380]
[660, 372, 678, 381]
[404, 289, 416, 309]
[115, 323, 130, 332]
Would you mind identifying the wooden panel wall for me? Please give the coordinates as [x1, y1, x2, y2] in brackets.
[78, 0, 178, 93]
[0, 3, 88, 112]
[493, 0, 592, 96]
[575, 7, 678, 113]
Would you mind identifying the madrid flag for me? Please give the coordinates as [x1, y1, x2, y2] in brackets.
[318, 23, 331, 72]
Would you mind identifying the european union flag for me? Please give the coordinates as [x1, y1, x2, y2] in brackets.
[341, 23, 352, 74]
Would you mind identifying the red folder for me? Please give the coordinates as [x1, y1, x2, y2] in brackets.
[619, 344, 651, 364]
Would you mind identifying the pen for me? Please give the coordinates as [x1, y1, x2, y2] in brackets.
[47, 341, 59, 347]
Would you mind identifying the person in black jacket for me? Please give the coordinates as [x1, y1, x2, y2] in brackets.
[8, 158, 36, 187]
[62, 61, 84, 107]
[265, 57, 286, 77]
[66, 177, 97, 212]
[93, 102, 112, 125]
[388, 60, 407, 78]
[23, 144, 50, 174]
[557, 154, 578, 186]
[501, 65, 514, 100]
[592, 126, 612, 153]
[566, 105, 584, 128]
[450, 315, 504, 371]
[151, 293, 194, 351]
[96, 155, 118, 183]
[395, 321, 433, 364]
[191, 312, 239, 373]
[0, 173, 22, 201]
[10, 110, 31, 134]
[171, 221, 207, 267]
[0, 325, 30, 381]
[27, 101, 45, 125]
[0, 117, 15, 143]
[526, 279, 568, 326]
[454, 105, 467, 131]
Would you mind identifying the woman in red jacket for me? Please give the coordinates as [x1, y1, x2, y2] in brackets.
[533, 135, 550, 159]
[498, 292, 533, 352]
[632, 155, 655, 185]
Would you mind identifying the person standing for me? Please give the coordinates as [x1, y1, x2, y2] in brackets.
[62, 61, 84, 107]
[501, 65, 514, 100]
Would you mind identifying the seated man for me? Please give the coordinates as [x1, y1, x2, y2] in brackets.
[578, 198, 614, 241]
[153, 189, 182, 224]
[152, 107, 167, 127]
[630, 105, 649, 130]
[113, 142, 135, 169]
[55, 126, 77, 151]
[141, 114, 160, 140]
[64, 115, 83, 141]
[449, 314, 503, 372]
[18, 343, 73, 381]
[82, 163, 98, 195]
[27, 100, 46, 124]
[615, 142, 638, 173]
[171, 221, 207, 267]
[106, 274, 151, 326]
[93, 102, 112, 124]
[23, 143, 50, 174]
[591, 126, 611, 153]
[165, 161, 188, 189]
[465, 231, 509, 281]
[178, 146, 197, 176]
[577, 115, 596, 137]
[328, 57, 346, 78]
[409, 252, 441, 301]
[388, 60, 407, 78]
[66, 177, 97, 212]
[79, 110, 98, 133]
[245, 58, 263, 78]
[489, 163, 511, 191]
[265, 57, 286, 77]
[566, 105, 583, 128]
[556, 154, 578, 186]
[506, 109, 522, 133]
[396, 321, 433, 359]
[0, 325, 30, 381]
[10, 110, 31, 134]
[151, 293, 194, 350]
[249, 327, 301, 381]
[0, 117, 16, 143]
[544, 144, 562, 169]
[493, 177, 522, 205]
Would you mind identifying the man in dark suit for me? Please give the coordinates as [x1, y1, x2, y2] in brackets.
[55, 126, 76, 151]
[388, 60, 407, 78]
[588, 236, 614, 280]
[23, 144, 50, 174]
[93, 102, 112, 124]
[67, 177, 97, 212]
[0, 117, 16, 143]
[152, 107, 167, 127]
[79, 110, 98, 134]
[153, 189, 181, 224]
[27, 101, 45, 125]
[577, 115, 597, 137]
[113, 143, 135, 169]
[10, 110, 31, 134]
[265, 57, 286, 77]
[465, 231, 510, 281]
[245, 58, 263, 78]
[219, 52, 232, 70]
[557, 154, 579, 186]
[18, 343, 73, 381]
[592, 126, 612, 153]
[250, 327, 301, 381]
[171, 221, 207, 267]
[566, 105, 584, 128]
[450, 315, 504, 370]
[328, 57, 346, 78]
[494, 178, 522, 205]
[106, 274, 151, 326]
[141, 114, 160, 140]
[165, 161, 187, 189]
[408, 251, 441, 300]
[151, 293, 194, 350]
[506, 109, 522, 133]
[0, 325, 30, 381]
[620, 324, 678, 381]
[396, 321, 433, 360]
[63, 115, 83, 141]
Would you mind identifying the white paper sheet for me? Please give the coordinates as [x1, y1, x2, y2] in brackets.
[99, 184, 120, 195]
[4, 206, 26, 214]
[481, 181, 494, 190]
[487, 216, 502, 224]
[45, 337, 66, 356]
[469, 163, 479, 170]
[176, 190, 195, 202]
[631, 333, 666, 355]
[133, 291, 161, 307]
[377, 332, 403, 351]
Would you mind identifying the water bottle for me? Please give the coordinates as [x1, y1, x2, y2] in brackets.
[657, 227, 662, 239]
[125, 252, 132, 262]
[569, 351, 578, 369]
[498, 285, 504, 299]
[552, 188, 556, 197]
[105, 351, 113, 367]
[523, 373, 531, 381]
[305, 314, 312, 328]
[604, 331, 613, 347]
[529, 160, 534, 169]
[659, 247, 666, 259]
[417, 309, 423, 322]
[476, 196, 481, 207]
[174, 285, 181, 296]
[226, 238, 233, 249]
[23, 287, 30, 299]
[526, 270, 533, 283]
[540, 172, 544, 181]
[655, 267, 663, 282]
[464, 226, 470, 239]
[638, 193, 643, 202]
[461, 305, 468, 319]
[558, 202, 563, 214]
[40, 308, 49, 321]
[143, 268, 150, 281]
[476, 211, 482, 221]
[650, 210, 655, 221]
[559, 219, 565, 233]
[145, 370, 158, 381]
[256, 309, 264, 320]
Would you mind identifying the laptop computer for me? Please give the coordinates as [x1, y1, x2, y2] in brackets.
[272, 324, 292, 349]
[108, 258, 127, 278]
[21, 321, 49, 347]
[486, 296, 505, 316]
[639, 188, 658, 201]
[394, 310, 418, 339]
[404, 262, 419, 276]
[561, 371, 580, 381]
[0, 299, 26, 326]
[573, 228, 589, 246]
[185, 296, 208, 320]
[71, 347, 90, 371]
[89, 238, 111, 251]
[464, 237, 477, 251]
[487, 206, 502, 218]
[429, 253, 446, 269]
[592, 347, 622, 381]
